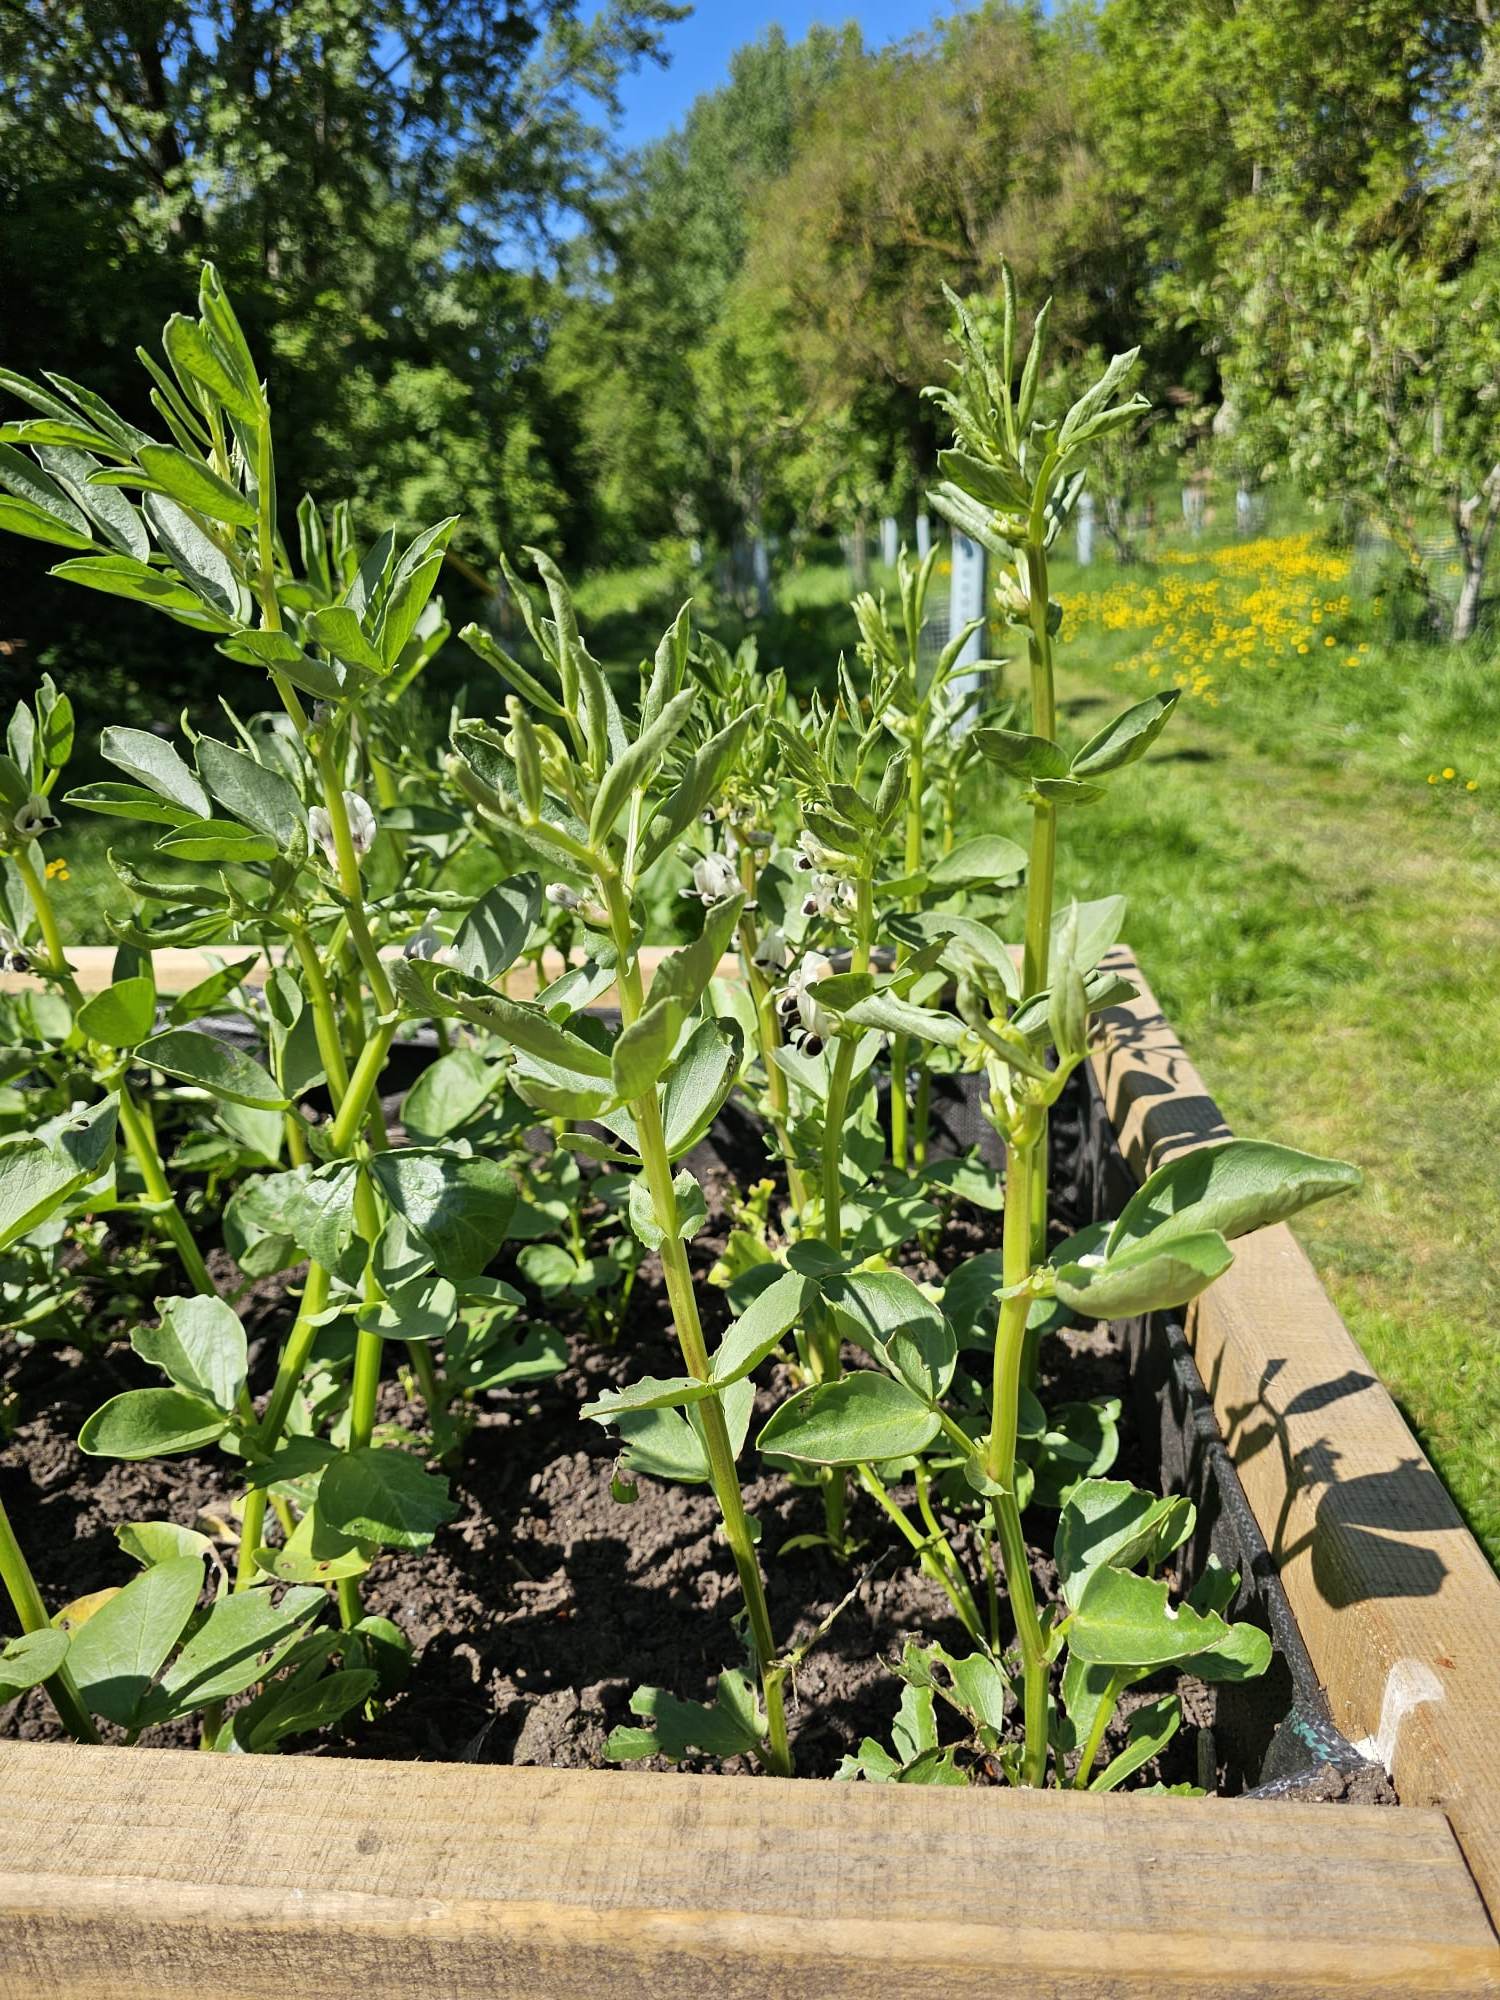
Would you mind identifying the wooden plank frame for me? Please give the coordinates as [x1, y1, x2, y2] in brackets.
[0, 945, 1497, 1996]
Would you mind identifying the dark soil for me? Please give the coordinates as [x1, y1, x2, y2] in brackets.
[0, 1081, 1373, 1796]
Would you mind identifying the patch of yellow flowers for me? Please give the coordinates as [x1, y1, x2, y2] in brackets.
[1057, 534, 1363, 706]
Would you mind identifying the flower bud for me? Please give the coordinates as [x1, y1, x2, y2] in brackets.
[545, 883, 583, 910]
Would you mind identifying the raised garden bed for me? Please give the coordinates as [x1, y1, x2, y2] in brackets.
[1, 947, 1496, 1998]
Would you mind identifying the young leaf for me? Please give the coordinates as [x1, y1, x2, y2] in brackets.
[425, 969, 612, 1077]
[0, 1628, 71, 1705]
[132, 1295, 248, 1413]
[1070, 691, 1179, 778]
[136, 443, 257, 528]
[139, 1584, 324, 1721]
[1053, 1230, 1233, 1319]
[824, 1270, 957, 1400]
[1089, 1694, 1181, 1791]
[972, 729, 1070, 780]
[65, 1555, 204, 1727]
[50, 553, 208, 617]
[589, 686, 695, 845]
[370, 1150, 514, 1280]
[137, 1028, 287, 1109]
[79, 1387, 232, 1459]
[318, 1447, 459, 1549]
[926, 834, 1029, 888]
[1107, 1139, 1362, 1259]
[606, 1670, 764, 1764]
[626, 1167, 707, 1250]
[449, 874, 541, 983]
[74, 976, 157, 1050]
[757, 1371, 940, 1466]
[231, 1665, 379, 1752]
[1055, 1479, 1195, 1611]
[1068, 1565, 1229, 1667]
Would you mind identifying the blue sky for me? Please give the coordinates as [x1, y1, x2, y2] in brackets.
[612, 4, 972, 149]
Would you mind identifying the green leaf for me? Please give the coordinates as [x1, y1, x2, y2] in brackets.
[1068, 1565, 1230, 1668]
[400, 1047, 495, 1140]
[371, 1149, 514, 1280]
[661, 1018, 742, 1158]
[253, 1506, 370, 1584]
[79, 1387, 231, 1460]
[626, 1167, 707, 1251]
[74, 976, 157, 1050]
[0, 442, 90, 535]
[582, 1372, 711, 1421]
[972, 728, 1069, 780]
[1055, 1479, 1196, 1611]
[710, 1271, 812, 1385]
[307, 604, 386, 674]
[0, 1628, 71, 1705]
[379, 519, 455, 665]
[926, 834, 1029, 887]
[136, 443, 256, 528]
[1053, 1231, 1234, 1319]
[195, 736, 306, 847]
[155, 816, 278, 863]
[50, 553, 209, 617]
[758, 1371, 940, 1466]
[1090, 1694, 1182, 1791]
[642, 713, 752, 865]
[1031, 776, 1106, 806]
[144, 493, 242, 619]
[450, 874, 541, 983]
[0, 1099, 119, 1251]
[1183, 1619, 1274, 1685]
[137, 1028, 287, 1109]
[1071, 691, 1179, 778]
[319, 1447, 458, 1549]
[844, 991, 968, 1047]
[232, 1665, 379, 1752]
[0, 492, 95, 550]
[99, 725, 211, 818]
[825, 1270, 956, 1400]
[66, 1556, 204, 1727]
[590, 687, 696, 844]
[612, 1000, 680, 1102]
[425, 968, 612, 1077]
[132, 1295, 248, 1412]
[163, 312, 261, 426]
[1108, 1140, 1363, 1259]
[1052, 895, 1127, 976]
[167, 954, 261, 1025]
[606, 1669, 764, 1764]
[63, 781, 196, 827]
[139, 1584, 325, 1722]
[115, 1521, 219, 1569]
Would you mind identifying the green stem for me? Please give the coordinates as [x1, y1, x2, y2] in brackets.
[821, 1038, 857, 1253]
[234, 1261, 330, 1592]
[1073, 1669, 1127, 1789]
[1020, 542, 1058, 1268]
[603, 871, 791, 1776]
[736, 900, 808, 1213]
[115, 1081, 217, 1298]
[313, 741, 396, 1017]
[12, 849, 77, 1000]
[855, 1465, 984, 1645]
[985, 1114, 1049, 1786]
[0, 1492, 98, 1742]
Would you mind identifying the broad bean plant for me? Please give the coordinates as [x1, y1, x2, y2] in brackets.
[0, 265, 1358, 1784]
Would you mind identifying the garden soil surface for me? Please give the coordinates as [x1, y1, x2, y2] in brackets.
[0, 1099, 1360, 1794]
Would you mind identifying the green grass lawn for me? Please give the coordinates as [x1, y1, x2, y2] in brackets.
[42, 519, 1500, 1561]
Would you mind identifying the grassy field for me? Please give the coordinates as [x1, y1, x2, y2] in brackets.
[42, 515, 1500, 1560]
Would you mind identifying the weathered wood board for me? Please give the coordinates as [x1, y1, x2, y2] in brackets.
[0, 1743, 1495, 1998]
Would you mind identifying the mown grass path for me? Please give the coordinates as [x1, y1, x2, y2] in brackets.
[1024, 667, 1500, 1561]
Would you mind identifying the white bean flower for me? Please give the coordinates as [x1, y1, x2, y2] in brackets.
[403, 910, 458, 967]
[752, 925, 789, 975]
[0, 922, 30, 974]
[309, 792, 376, 868]
[13, 795, 60, 842]
[682, 850, 739, 907]
[545, 882, 583, 910]
[777, 951, 836, 1055]
[799, 870, 856, 924]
